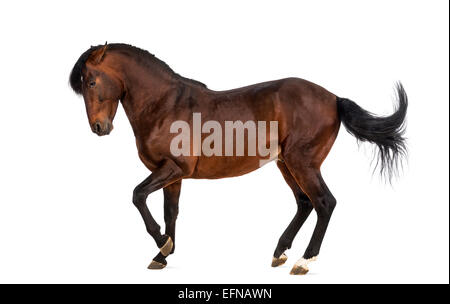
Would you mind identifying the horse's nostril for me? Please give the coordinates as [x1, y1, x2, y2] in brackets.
[93, 122, 102, 134]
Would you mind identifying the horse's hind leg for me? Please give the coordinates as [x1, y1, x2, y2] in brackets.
[272, 160, 313, 267]
[283, 158, 337, 275]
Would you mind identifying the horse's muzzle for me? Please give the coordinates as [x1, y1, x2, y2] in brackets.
[91, 121, 113, 136]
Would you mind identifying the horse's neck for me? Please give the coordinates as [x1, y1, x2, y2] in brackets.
[113, 55, 209, 137]
[119, 66, 177, 135]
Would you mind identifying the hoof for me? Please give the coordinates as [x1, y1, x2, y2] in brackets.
[148, 260, 166, 270]
[159, 235, 173, 257]
[271, 253, 288, 267]
[291, 256, 317, 275]
[290, 264, 309, 275]
[290, 256, 317, 275]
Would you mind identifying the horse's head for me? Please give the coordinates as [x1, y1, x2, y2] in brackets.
[70, 44, 123, 136]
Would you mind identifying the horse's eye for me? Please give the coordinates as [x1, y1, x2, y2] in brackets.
[89, 81, 96, 88]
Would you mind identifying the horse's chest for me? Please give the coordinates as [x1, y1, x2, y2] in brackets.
[135, 138, 164, 171]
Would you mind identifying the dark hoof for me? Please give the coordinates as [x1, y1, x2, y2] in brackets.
[159, 235, 173, 257]
[290, 264, 309, 275]
[148, 260, 167, 270]
[271, 253, 288, 267]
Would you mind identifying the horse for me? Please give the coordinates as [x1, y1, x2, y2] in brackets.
[69, 43, 407, 275]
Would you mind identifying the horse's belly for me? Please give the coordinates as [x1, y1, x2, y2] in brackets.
[190, 153, 280, 179]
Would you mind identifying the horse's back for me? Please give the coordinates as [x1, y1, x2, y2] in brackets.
[207, 77, 338, 144]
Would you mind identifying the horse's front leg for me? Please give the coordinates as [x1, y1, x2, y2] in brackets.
[163, 180, 181, 253]
[132, 159, 184, 269]
[148, 180, 182, 269]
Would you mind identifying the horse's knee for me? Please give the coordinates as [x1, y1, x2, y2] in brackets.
[299, 199, 313, 213]
[296, 191, 310, 202]
[328, 195, 337, 212]
[295, 191, 313, 212]
[314, 194, 336, 218]
[132, 187, 146, 207]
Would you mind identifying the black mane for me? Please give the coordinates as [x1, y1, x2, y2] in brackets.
[69, 45, 102, 94]
[69, 43, 207, 95]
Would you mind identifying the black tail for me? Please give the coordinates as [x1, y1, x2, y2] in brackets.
[337, 82, 408, 182]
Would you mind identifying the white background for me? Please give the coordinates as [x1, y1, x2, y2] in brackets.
[0, 0, 448, 284]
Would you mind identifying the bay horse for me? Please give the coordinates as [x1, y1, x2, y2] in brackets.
[69, 43, 407, 275]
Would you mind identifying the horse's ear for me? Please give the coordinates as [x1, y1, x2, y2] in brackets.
[89, 43, 108, 65]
